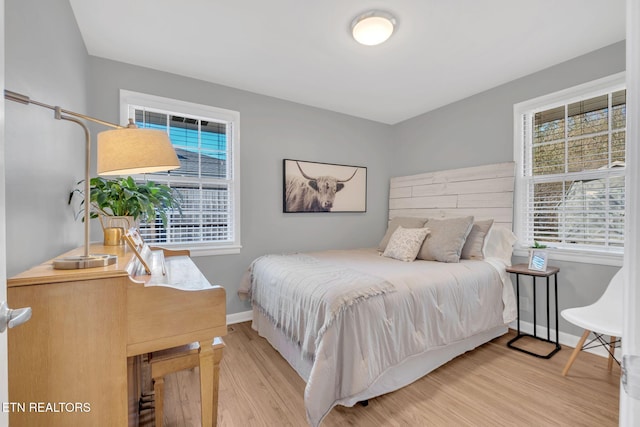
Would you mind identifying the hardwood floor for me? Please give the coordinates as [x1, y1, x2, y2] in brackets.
[143, 322, 620, 426]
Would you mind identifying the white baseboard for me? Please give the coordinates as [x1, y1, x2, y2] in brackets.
[227, 310, 253, 325]
[508, 320, 620, 359]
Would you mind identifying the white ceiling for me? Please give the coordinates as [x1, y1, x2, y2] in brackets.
[68, 0, 626, 125]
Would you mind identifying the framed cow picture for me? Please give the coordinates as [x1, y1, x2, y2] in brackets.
[283, 159, 367, 213]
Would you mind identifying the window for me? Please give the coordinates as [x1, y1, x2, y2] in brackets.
[120, 90, 241, 255]
[514, 73, 626, 263]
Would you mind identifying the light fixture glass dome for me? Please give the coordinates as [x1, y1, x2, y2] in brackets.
[351, 10, 396, 46]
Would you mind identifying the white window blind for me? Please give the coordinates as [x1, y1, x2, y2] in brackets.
[120, 91, 241, 254]
[515, 76, 626, 255]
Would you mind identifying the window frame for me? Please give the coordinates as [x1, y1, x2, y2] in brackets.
[119, 89, 241, 256]
[513, 72, 626, 266]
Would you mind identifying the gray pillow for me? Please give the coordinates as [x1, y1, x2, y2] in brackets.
[378, 217, 427, 252]
[417, 216, 474, 263]
[461, 219, 494, 260]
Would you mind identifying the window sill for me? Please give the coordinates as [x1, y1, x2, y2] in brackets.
[513, 247, 623, 267]
[155, 243, 242, 257]
[190, 245, 242, 257]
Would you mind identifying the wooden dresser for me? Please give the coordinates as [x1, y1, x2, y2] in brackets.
[6, 243, 226, 426]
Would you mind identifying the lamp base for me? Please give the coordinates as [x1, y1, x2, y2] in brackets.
[53, 254, 117, 270]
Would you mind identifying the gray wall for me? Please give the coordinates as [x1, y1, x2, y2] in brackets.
[392, 41, 626, 336]
[5, 0, 89, 275]
[392, 41, 626, 176]
[87, 58, 394, 315]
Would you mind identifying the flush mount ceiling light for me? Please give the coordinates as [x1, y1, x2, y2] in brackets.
[351, 10, 396, 46]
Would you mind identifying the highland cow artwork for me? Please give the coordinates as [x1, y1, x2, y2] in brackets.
[283, 159, 367, 213]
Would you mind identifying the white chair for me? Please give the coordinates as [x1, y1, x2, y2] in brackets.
[561, 269, 623, 376]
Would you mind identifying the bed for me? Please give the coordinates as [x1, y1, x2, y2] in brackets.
[239, 162, 517, 426]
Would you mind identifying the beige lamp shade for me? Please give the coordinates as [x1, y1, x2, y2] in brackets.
[97, 128, 180, 175]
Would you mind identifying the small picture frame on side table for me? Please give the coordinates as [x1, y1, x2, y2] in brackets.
[528, 249, 548, 271]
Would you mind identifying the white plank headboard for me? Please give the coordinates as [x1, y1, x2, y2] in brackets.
[389, 162, 516, 230]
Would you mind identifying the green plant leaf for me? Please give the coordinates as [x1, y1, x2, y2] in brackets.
[68, 176, 182, 227]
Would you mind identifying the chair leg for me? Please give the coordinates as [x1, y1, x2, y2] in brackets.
[608, 336, 616, 371]
[154, 377, 164, 427]
[562, 329, 591, 376]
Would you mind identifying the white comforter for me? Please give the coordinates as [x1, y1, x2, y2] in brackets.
[243, 248, 517, 426]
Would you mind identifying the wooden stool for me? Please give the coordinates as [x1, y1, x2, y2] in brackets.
[150, 337, 225, 427]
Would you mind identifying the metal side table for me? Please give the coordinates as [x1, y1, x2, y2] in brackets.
[506, 263, 561, 359]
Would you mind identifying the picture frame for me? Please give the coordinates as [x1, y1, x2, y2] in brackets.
[528, 249, 548, 272]
[283, 159, 367, 213]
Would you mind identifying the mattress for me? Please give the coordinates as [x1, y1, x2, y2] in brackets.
[242, 247, 517, 426]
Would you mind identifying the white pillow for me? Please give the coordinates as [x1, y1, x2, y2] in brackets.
[483, 226, 518, 265]
[383, 226, 430, 262]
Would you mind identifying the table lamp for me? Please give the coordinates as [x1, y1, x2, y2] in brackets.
[4, 89, 181, 269]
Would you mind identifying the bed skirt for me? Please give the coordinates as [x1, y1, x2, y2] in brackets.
[252, 306, 507, 411]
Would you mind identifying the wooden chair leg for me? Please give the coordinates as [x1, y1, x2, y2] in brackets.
[211, 339, 225, 426]
[154, 377, 165, 427]
[608, 336, 616, 371]
[199, 337, 225, 427]
[562, 329, 591, 376]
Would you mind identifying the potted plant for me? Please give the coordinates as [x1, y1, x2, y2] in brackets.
[531, 240, 547, 249]
[70, 176, 181, 243]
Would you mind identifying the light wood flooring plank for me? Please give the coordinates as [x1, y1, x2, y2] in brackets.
[141, 322, 619, 426]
